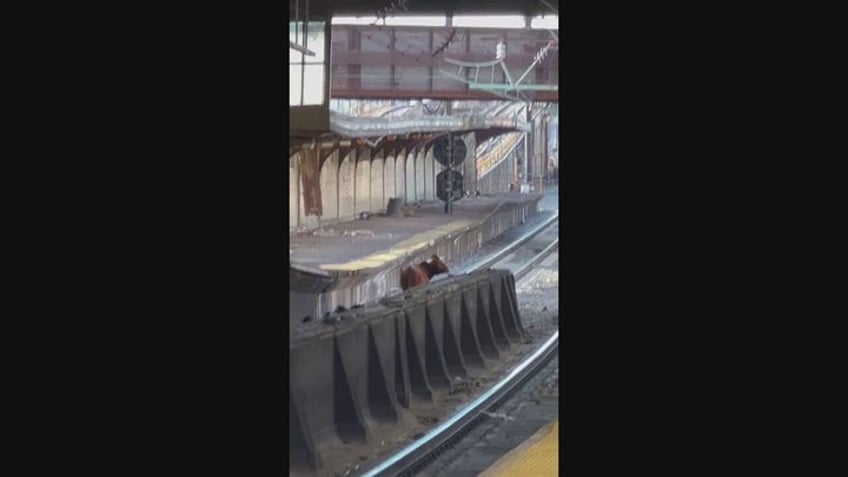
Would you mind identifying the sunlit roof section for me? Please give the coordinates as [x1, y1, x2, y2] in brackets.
[331, 16, 379, 25]
[531, 15, 559, 30]
[333, 15, 447, 27]
[385, 15, 447, 26]
[452, 15, 526, 29]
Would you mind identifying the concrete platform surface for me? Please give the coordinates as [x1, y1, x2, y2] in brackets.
[289, 193, 542, 273]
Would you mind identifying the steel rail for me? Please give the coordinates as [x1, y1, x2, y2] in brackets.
[456, 212, 558, 274]
[360, 331, 559, 477]
[359, 215, 560, 477]
[514, 238, 559, 280]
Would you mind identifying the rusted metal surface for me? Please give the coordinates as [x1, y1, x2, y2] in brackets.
[299, 146, 323, 216]
[318, 141, 339, 168]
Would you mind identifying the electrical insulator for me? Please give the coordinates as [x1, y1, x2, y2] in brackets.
[496, 41, 506, 60]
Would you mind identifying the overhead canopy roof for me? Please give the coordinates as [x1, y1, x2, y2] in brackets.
[289, 0, 559, 18]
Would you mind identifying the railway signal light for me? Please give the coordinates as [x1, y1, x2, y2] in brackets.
[436, 170, 464, 202]
[432, 135, 467, 167]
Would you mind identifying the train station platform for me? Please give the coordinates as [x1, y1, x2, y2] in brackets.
[479, 420, 559, 477]
[288, 192, 545, 322]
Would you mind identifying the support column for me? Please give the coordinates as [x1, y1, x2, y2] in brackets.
[415, 149, 425, 202]
[462, 133, 477, 196]
[355, 148, 371, 217]
[370, 151, 385, 212]
[523, 104, 531, 186]
[289, 152, 300, 229]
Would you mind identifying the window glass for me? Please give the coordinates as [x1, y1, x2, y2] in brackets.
[302, 64, 325, 105]
[289, 23, 302, 63]
[289, 21, 327, 106]
[304, 24, 325, 63]
[290, 64, 303, 106]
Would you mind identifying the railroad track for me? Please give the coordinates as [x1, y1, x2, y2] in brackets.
[359, 216, 560, 477]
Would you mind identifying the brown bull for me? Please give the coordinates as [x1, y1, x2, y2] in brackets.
[400, 255, 450, 291]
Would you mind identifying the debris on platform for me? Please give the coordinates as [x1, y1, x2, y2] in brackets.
[386, 198, 403, 217]
[302, 315, 312, 323]
[335, 305, 347, 313]
[312, 228, 336, 237]
[342, 229, 375, 238]
[359, 211, 371, 220]
[482, 411, 515, 421]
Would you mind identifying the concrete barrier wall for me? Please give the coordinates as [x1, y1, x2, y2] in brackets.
[289, 269, 526, 471]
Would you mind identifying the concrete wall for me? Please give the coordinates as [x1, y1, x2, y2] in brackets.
[338, 150, 356, 221]
[289, 154, 300, 229]
[354, 149, 371, 217]
[423, 149, 435, 201]
[320, 151, 339, 223]
[288, 130, 520, 230]
[384, 155, 396, 205]
[395, 151, 406, 203]
[370, 153, 385, 212]
[405, 151, 416, 204]
[415, 150, 425, 202]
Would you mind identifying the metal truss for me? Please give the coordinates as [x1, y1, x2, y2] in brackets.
[438, 40, 558, 102]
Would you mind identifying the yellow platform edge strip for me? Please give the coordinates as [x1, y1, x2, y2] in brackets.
[479, 420, 559, 477]
[318, 219, 477, 272]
